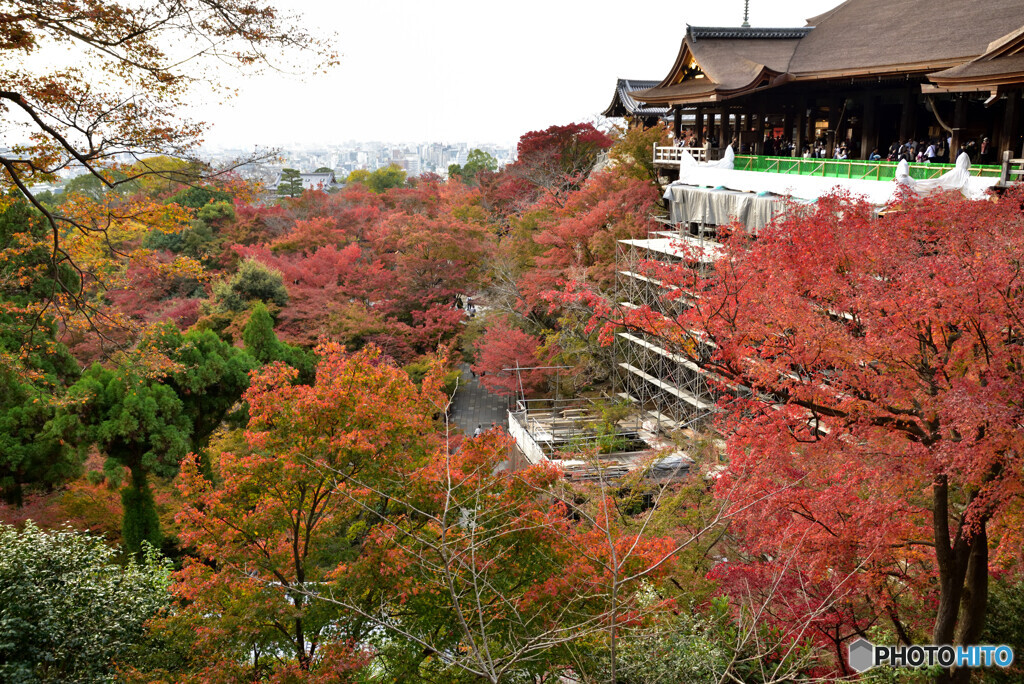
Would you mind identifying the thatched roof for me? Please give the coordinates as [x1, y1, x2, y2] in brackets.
[930, 54, 1024, 86]
[633, 0, 1024, 106]
[632, 29, 805, 105]
[927, 25, 1024, 91]
[788, 0, 1024, 78]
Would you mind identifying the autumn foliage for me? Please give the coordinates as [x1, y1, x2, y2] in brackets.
[20, 111, 1024, 682]
[566, 187, 1024, 677]
[471, 321, 552, 397]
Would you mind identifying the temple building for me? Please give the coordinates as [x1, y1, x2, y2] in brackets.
[631, 0, 1024, 162]
[607, 0, 1024, 435]
[601, 78, 673, 129]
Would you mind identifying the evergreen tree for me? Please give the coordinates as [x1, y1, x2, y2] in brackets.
[448, 148, 498, 183]
[0, 359, 79, 506]
[144, 324, 256, 453]
[277, 168, 303, 197]
[243, 302, 315, 383]
[52, 327, 256, 554]
[165, 185, 231, 209]
[55, 357, 189, 554]
[0, 197, 81, 506]
[211, 258, 289, 313]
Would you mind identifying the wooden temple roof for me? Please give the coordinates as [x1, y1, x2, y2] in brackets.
[928, 26, 1024, 92]
[631, 29, 805, 105]
[632, 0, 1024, 106]
[929, 55, 1024, 90]
[601, 79, 670, 118]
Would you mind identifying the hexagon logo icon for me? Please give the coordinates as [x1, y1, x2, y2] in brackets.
[848, 638, 875, 673]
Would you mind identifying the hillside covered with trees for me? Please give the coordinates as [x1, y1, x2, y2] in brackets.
[2, 1, 1024, 683]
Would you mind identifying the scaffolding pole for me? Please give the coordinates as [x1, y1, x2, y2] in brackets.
[614, 232, 718, 432]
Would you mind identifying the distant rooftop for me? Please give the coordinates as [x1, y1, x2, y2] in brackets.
[602, 78, 671, 119]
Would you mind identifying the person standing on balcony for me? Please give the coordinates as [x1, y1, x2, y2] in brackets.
[888, 141, 901, 161]
[925, 140, 938, 163]
[899, 142, 914, 163]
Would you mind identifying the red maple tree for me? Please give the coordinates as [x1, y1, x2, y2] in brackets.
[471, 321, 552, 397]
[571, 188, 1024, 680]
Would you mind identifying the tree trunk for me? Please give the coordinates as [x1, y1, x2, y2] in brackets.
[121, 465, 162, 555]
[946, 524, 989, 684]
[932, 476, 967, 644]
[2, 480, 23, 507]
[932, 477, 990, 684]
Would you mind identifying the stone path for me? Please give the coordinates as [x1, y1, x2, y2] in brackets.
[449, 364, 510, 436]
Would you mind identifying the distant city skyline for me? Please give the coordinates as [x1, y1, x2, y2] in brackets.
[193, 0, 845, 149]
[195, 139, 515, 185]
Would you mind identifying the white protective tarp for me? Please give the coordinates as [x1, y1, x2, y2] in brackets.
[668, 150, 998, 206]
[679, 145, 735, 171]
[663, 149, 1001, 234]
[895, 152, 995, 199]
[666, 185, 791, 234]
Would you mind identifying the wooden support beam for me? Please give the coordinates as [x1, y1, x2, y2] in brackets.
[673, 106, 682, 139]
[782, 109, 793, 156]
[795, 101, 807, 156]
[806, 100, 818, 152]
[860, 94, 877, 160]
[754, 109, 766, 155]
[949, 95, 967, 159]
[827, 96, 840, 158]
[721, 109, 732, 151]
[899, 87, 917, 143]
[695, 106, 705, 145]
[1001, 91, 1021, 159]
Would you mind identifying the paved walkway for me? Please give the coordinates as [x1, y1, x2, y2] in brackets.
[450, 364, 510, 436]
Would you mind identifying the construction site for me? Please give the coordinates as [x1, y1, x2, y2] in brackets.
[505, 396, 696, 482]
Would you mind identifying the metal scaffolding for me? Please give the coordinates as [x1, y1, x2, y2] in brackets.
[507, 397, 695, 481]
[614, 230, 719, 432]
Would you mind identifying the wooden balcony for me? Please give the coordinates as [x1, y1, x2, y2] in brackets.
[1000, 150, 1024, 187]
[652, 145, 713, 165]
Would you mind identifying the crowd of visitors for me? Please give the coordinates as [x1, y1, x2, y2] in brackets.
[668, 126, 995, 164]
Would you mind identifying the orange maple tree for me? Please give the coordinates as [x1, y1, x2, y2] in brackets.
[169, 343, 442, 679]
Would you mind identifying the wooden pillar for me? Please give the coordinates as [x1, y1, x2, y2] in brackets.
[673, 106, 682, 139]
[806, 101, 818, 150]
[695, 106, 705, 145]
[721, 109, 732, 150]
[755, 110, 766, 156]
[860, 95, 877, 160]
[782, 109, 793, 155]
[707, 111, 717, 144]
[949, 95, 967, 160]
[795, 100, 807, 156]
[827, 96, 840, 158]
[1001, 91, 1021, 159]
[899, 87, 917, 143]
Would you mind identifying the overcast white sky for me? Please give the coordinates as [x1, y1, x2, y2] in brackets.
[197, 0, 846, 149]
